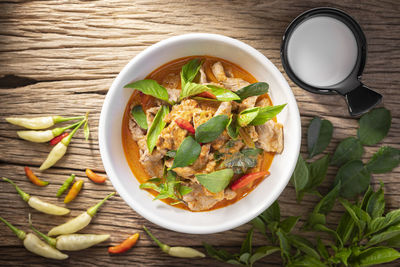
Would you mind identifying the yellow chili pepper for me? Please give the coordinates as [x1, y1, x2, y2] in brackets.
[64, 180, 84, 204]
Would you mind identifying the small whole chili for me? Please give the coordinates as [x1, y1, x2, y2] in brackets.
[85, 169, 107, 184]
[175, 118, 195, 134]
[196, 91, 217, 99]
[50, 132, 69, 146]
[230, 171, 270, 190]
[56, 174, 75, 197]
[108, 233, 139, 254]
[64, 180, 84, 204]
[24, 166, 49, 187]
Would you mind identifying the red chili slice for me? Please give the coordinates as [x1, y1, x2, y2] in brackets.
[49, 132, 69, 146]
[175, 118, 195, 134]
[230, 171, 270, 190]
[196, 91, 217, 99]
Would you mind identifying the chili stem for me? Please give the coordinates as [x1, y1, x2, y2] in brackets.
[53, 115, 85, 123]
[143, 226, 170, 253]
[0, 216, 26, 240]
[1, 177, 30, 202]
[28, 214, 57, 247]
[86, 192, 116, 217]
[61, 118, 86, 146]
[52, 121, 83, 137]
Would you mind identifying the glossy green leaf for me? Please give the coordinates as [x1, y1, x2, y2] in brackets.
[131, 105, 148, 130]
[146, 105, 169, 153]
[195, 169, 234, 193]
[355, 246, 400, 266]
[358, 107, 391, 146]
[291, 155, 309, 201]
[313, 224, 343, 247]
[369, 209, 400, 235]
[237, 107, 259, 127]
[203, 242, 236, 262]
[334, 247, 352, 266]
[125, 79, 170, 103]
[307, 117, 333, 158]
[306, 154, 330, 192]
[208, 85, 240, 101]
[227, 116, 239, 139]
[235, 82, 269, 101]
[368, 225, 400, 246]
[366, 183, 385, 219]
[240, 228, 253, 255]
[366, 146, 400, 173]
[252, 216, 266, 235]
[181, 59, 202, 86]
[317, 238, 330, 260]
[249, 246, 280, 265]
[180, 82, 209, 100]
[314, 182, 340, 215]
[170, 136, 201, 169]
[334, 160, 371, 199]
[260, 201, 280, 224]
[289, 234, 320, 260]
[331, 137, 364, 166]
[290, 255, 326, 267]
[276, 229, 291, 261]
[336, 212, 355, 245]
[280, 216, 300, 233]
[195, 115, 229, 143]
[250, 104, 286, 126]
[178, 185, 193, 196]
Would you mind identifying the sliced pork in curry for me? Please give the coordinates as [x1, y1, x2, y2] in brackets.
[122, 56, 286, 211]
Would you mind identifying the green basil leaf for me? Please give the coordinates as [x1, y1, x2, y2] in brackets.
[139, 182, 161, 192]
[314, 182, 340, 215]
[238, 107, 259, 127]
[355, 247, 400, 266]
[358, 107, 391, 146]
[290, 155, 309, 201]
[334, 247, 352, 266]
[208, 85, 240, 101]
[306, 154, 330, 192]
[222, 148, 261, 174]
[259, 201, 280, 224]
[366, 146, 400, 173]
[195, 115, 229, 143]
[307, 117, 333, 158]
[180, 82, 209, 101]
[125, 79, 170, 103]
[366, 183, 385, 219]
[280, 216, 300, 233]
[241, 148, 263, 156]
[131, 105, 148, 130]
[289, 234, 320, 260]
[240, 228, 253, 255]
[316, 238, 330, 260]
[249, 246, 280, 265]
[195, 169, 234, 193]
[339, 198, 366, 235]
[313, 224, 343, 247]
[361, 186, 374, 210]
[179, 185, 193, 196]
[203, 242, 236, 262]
[305, 213, 326, 229]
[250, 104, 287, 126]
[235, 82, 269, 101]
[252, 217, 266, 235]
[165, 150, 176, 158]
[181, 59, 202, 86]
[227, 116, 239, 139]
[276, 229, 291, 262]
[334, 160, 371, 199]
[239, 253, 250, 265]
[369, 209, 400, 235]
[385, 234, 400, 248]
[147, 105, 169, 153]
[170, 136, 201, 169]
[368, 225, 400, 246]
[336, 212, 355, 245]
[290, 255, 326, 267]
[331, 137, 364, 166]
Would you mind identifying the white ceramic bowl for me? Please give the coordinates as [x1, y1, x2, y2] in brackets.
[99, 33, 301, 234]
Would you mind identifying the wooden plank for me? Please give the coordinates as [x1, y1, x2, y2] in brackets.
[0, 0, 399, 266]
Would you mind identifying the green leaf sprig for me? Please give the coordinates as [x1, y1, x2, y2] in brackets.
[146, 105, 169, 153]
[125, 79, 174, 105]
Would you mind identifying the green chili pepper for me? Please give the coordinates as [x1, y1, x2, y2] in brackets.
[143, 226, 205, 258]
[0, 216, 68, 260]
[56, 174, 75, 197]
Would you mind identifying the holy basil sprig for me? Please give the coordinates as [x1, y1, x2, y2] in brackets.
[179, 59, 208, 101]
[195, 169, 234, 193]
[125, 79, 174, 105]
[140, 171, 192, 203]
[205, 107, 400, 266]
[235, 82, 269, 102]
[170, 136, 201, 169]
[195, 115, 229, 143]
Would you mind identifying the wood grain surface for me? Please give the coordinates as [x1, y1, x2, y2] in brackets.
[0, 0, 399, 266]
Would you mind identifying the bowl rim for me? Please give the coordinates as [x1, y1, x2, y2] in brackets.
[99, 33, 301, 234]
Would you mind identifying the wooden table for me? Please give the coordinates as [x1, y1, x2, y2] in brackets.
[0, 0, 399, 266]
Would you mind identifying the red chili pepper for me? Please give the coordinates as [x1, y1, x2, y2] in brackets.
[230, 171, 270, 190]
[108, 233, 139, 254]
[196, 91, 217, 99]
[175, 118, 195, 134]
[24, 166, 49, 187]
[85, 168, 107, 184]
[49, 132, 69, 146]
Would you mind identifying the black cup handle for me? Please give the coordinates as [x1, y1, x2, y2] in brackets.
[344, 84, 382, 117]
